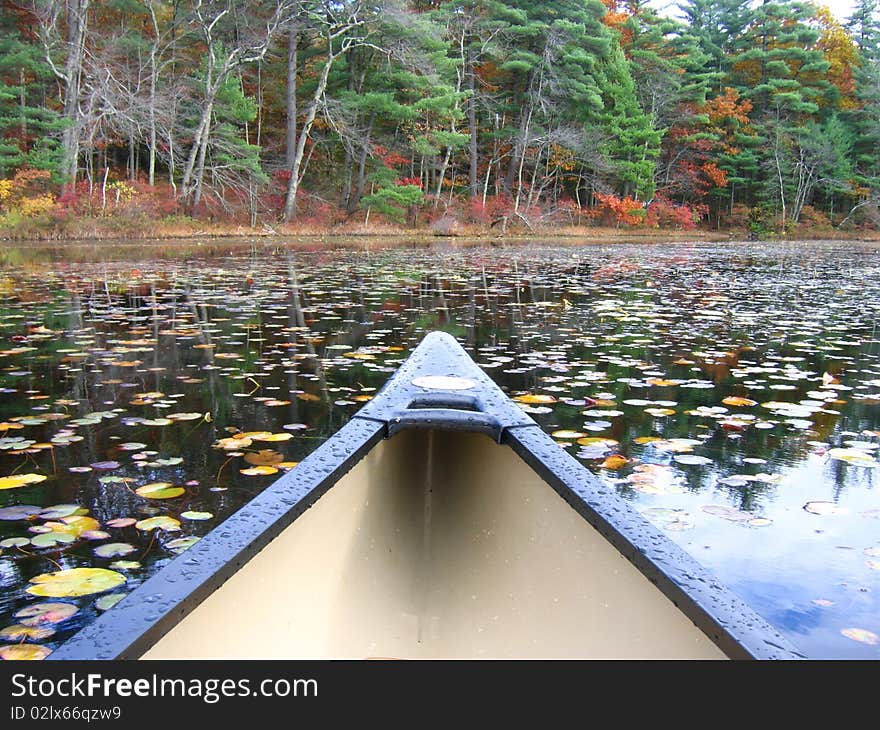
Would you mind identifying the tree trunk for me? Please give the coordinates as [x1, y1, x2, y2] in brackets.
[283, 36, 338, 222]
[284, 23, 298, 167]
[346, 115, 373, 214]
[60, 0, 90, 192]
[467, 47, 478, 198]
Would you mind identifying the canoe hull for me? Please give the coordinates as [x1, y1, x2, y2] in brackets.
[145, 430, 723, 659]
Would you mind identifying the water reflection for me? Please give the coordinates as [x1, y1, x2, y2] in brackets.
[0, 238, 878, 659]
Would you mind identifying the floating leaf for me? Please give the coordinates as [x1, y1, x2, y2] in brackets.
[722, 396, 758, 407]
[14, 602, 78, 626]
[27, 568, 126, 597]
[804, 501, 849, 516]
[0, 473, 47, 491]
[135, 516, 181, 532]
[45, 516, 100, 538]
[37, 504, 80, 520]
[551, 430, 586, 440]
[106, 517, 136, 528]
[89, 461, 120, 471]
[0, 537, 30, 548]
[135, 483, 185, 499]
[180, 511, 213, 521]
[674, 454, 712, 466]
[250, 432, 293, 442]
[827, 448, 878, 468]
[95, 593, 127, 611]
[215, 436, 252, 450]
[0, 623, 55, 641]
[513, 394, 557, 404]
[0, 505, 40, 521]
[701, 505, 767, 524]
[244, 449, 284, 466]
[0, 644, 51, 660]
[165, 536, 200, 553]
[841, 628, 879, 645]
[600, 454, 629, 470]
[94, 542, 137, 558]
[240, 465, 279, 476]
[109, 560, 141, 570]
[30, 532, 76, 549]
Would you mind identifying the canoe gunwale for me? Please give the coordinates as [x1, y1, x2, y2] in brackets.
[48, 332, 804, 660]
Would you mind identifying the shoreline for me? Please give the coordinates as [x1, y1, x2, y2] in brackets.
[2, 226, 879, 248]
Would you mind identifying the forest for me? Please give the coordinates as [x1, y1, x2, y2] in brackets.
[0, 0, 879, 237]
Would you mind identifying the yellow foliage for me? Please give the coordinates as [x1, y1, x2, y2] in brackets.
[17, 194, 56, 218]
[0, 179, 12, 202]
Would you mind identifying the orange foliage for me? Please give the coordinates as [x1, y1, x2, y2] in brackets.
[812, 6, 859, 108]
[590, 192, 645, 226]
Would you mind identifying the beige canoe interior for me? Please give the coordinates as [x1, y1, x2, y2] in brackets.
[143, 430, 725, 659]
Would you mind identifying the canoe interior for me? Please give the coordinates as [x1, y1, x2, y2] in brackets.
[143, 430, 726, 659]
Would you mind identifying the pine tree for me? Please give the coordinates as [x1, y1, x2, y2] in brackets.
[0, 6, 63, 177]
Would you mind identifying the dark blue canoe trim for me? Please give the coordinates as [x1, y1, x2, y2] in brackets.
[50, 331, 804, 660]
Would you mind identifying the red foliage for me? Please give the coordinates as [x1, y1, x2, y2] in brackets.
[463, 194, 514, 224]
[644, 197, 707, 230]
[589, 192, 645, 227]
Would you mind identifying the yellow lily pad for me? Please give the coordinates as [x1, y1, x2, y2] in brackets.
[0, 473, 47, 491]
[26, 568, 125, 597]
[0, 644, 51, 660]
[240, 465, 279, 476]
[722, 396, 758, 407]
[135, 516, 181, 532]
[135, 483, 185, 499]
[513, 394, 557, 404]
[250, 433, 293, 442]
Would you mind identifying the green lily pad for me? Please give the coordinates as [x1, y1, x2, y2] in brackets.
[95, 593, 127, 611]
[180, 511, 214, 521]
[94, 542, 137, 558]
[30, 532, 76, 549]
[165, 536, 200, 554]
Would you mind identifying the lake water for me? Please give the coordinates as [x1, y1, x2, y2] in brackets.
[0, 238, 878, 659]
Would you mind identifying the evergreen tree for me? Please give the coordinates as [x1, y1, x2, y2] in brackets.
[0, 6, 63, 177]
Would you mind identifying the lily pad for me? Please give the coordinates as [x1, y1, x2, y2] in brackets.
[0, 623, 55, 641]
[0, 505, 40, 521]
[0, 644, 51, 660]
[0, 473, 47, 491]
[240, 465, 279, 476]
[135, 483, 185, 499]
[106, 517, 137, 528]
[37, 504, 81, 520]
[165, 536, 201, 554]
[180, 511, 214, 521]
[94, 542, 137, 558]
[26, 568, 126, 597]
[674, 454, 712, 466]
[841, 628, 879, 645]
[135, 516, 181, 532]
[95, 593, 127, 611]
[30, 532, 76, 549]
[14, 602, 78, 626]
[804, 501, 849, 516]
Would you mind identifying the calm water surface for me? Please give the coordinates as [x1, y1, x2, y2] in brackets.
[0, 238, 878, 659]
